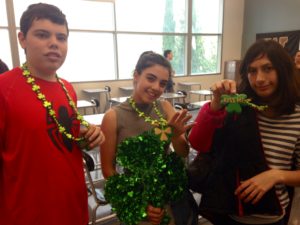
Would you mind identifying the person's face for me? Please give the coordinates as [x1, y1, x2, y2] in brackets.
[133, 64, 169, 104]
[167, 52, 173, 61]
[247, 55, 278, 102]
[295, 51, 300, 66]
[18, 19, 68, 79]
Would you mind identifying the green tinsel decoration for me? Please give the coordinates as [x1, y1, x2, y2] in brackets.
[221, 94, 267, 114]
[104, 129, 187, 225]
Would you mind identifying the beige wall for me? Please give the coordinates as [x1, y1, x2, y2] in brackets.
[72, 0, 244, 102]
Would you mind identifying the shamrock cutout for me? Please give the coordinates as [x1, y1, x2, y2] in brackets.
[154, 126, 172, 141]
[105, 129, 187, 225]
[221, 94, 268, 114]
[221, 94, 247, 114]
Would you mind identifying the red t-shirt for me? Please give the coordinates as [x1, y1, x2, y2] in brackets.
[0, 67, 88, 225]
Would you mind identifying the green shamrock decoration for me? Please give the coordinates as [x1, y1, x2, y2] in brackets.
[221, 94, 267, 114]
[104, 129, 187, 225]
[221, 94, 247, 113]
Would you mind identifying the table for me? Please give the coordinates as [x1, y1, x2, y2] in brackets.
[119, 86, 133, 96]
[110, 96, 129, 105]
[161, 92, 186, 105]
[83, 113, 105, 126]
[82, 88, 109, 113]
[77, 100, 97, 114]
[177, 82, 201, 101]
[119, 86, 133, 91]
[82, 88, 107, 94]
[190, 90, 213, 101]
[189, 100, 210, 110]
[178, 82, 201, 89]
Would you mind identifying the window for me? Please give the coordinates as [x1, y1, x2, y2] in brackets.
[0, 29, 12, 69]
[191, 35, 221, 75]
[116, 0, 186, 33]
[0, 1, 8, 26]
[13, 0, 114, 30]
[117, 34, 186, 79]
[191, 0, 223, 75]
[60, 32, 116, 82]
[0, 1, 12, 69]
[4, 0, 223, 81]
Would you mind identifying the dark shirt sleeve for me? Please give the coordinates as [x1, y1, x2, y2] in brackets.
[188, 102, 226, 152]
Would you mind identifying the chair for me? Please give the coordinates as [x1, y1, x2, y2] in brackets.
[90, 98, 99, 114]
[187, 100, 210, 111]
[173, 90, 189, 109]
[104, 86, 112, 111]
[190, 90, 213, 101]
[104, 86, 126, 109]
[82, 151, 118, 225]
[77, 99, 98, 115]
[176, 90, 188, 102]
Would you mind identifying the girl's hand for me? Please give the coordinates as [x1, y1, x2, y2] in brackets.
[235, 170, 278, 204]
[168, 109, 194, 138]
[80, 124, 105, 149]
[147, 205, 164, 225]
[210, 79, 237, 111]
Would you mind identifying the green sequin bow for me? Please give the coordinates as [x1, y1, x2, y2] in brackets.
[221, 93, 268, 114]
[104, 129, 187, 225]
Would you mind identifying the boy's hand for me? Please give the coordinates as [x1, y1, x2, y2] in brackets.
[80, 124, 105, 149]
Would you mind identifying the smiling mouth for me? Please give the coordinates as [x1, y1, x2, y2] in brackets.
[147, 91, 159, 99]
[45, 52, 61, 58]
[257, 86, 270, 92]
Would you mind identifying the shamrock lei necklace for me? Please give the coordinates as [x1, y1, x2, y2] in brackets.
[21, 63, 89, 142]
[128, 96, 172, 141]
[129, 96, 167, 128]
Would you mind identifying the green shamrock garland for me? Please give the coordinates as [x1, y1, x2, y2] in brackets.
[104, 129, 187, 225]
[221, 94, 267, 114]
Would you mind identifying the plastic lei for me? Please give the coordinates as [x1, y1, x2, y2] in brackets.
[21, 63, 89, 143]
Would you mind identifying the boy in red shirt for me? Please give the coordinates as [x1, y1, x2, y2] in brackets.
[0, 3, 105, 225]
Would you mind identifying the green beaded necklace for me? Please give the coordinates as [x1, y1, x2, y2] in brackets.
[21, 63, 89, 142]
[128, 96, 172, 141]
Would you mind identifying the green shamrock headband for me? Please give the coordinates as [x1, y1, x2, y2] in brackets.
[221, 94, 268, 114]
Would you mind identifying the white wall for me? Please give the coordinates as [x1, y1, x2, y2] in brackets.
[72, 0, 245, 101]
[222, 0, 244, 64]
[242, 0, 300, 54]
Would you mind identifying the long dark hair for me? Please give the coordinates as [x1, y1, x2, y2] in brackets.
[238, 39, 300, 115]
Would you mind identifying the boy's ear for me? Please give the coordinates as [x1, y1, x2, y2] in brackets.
[18, 32, 26, 49]
[133, 71, 138, 80]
